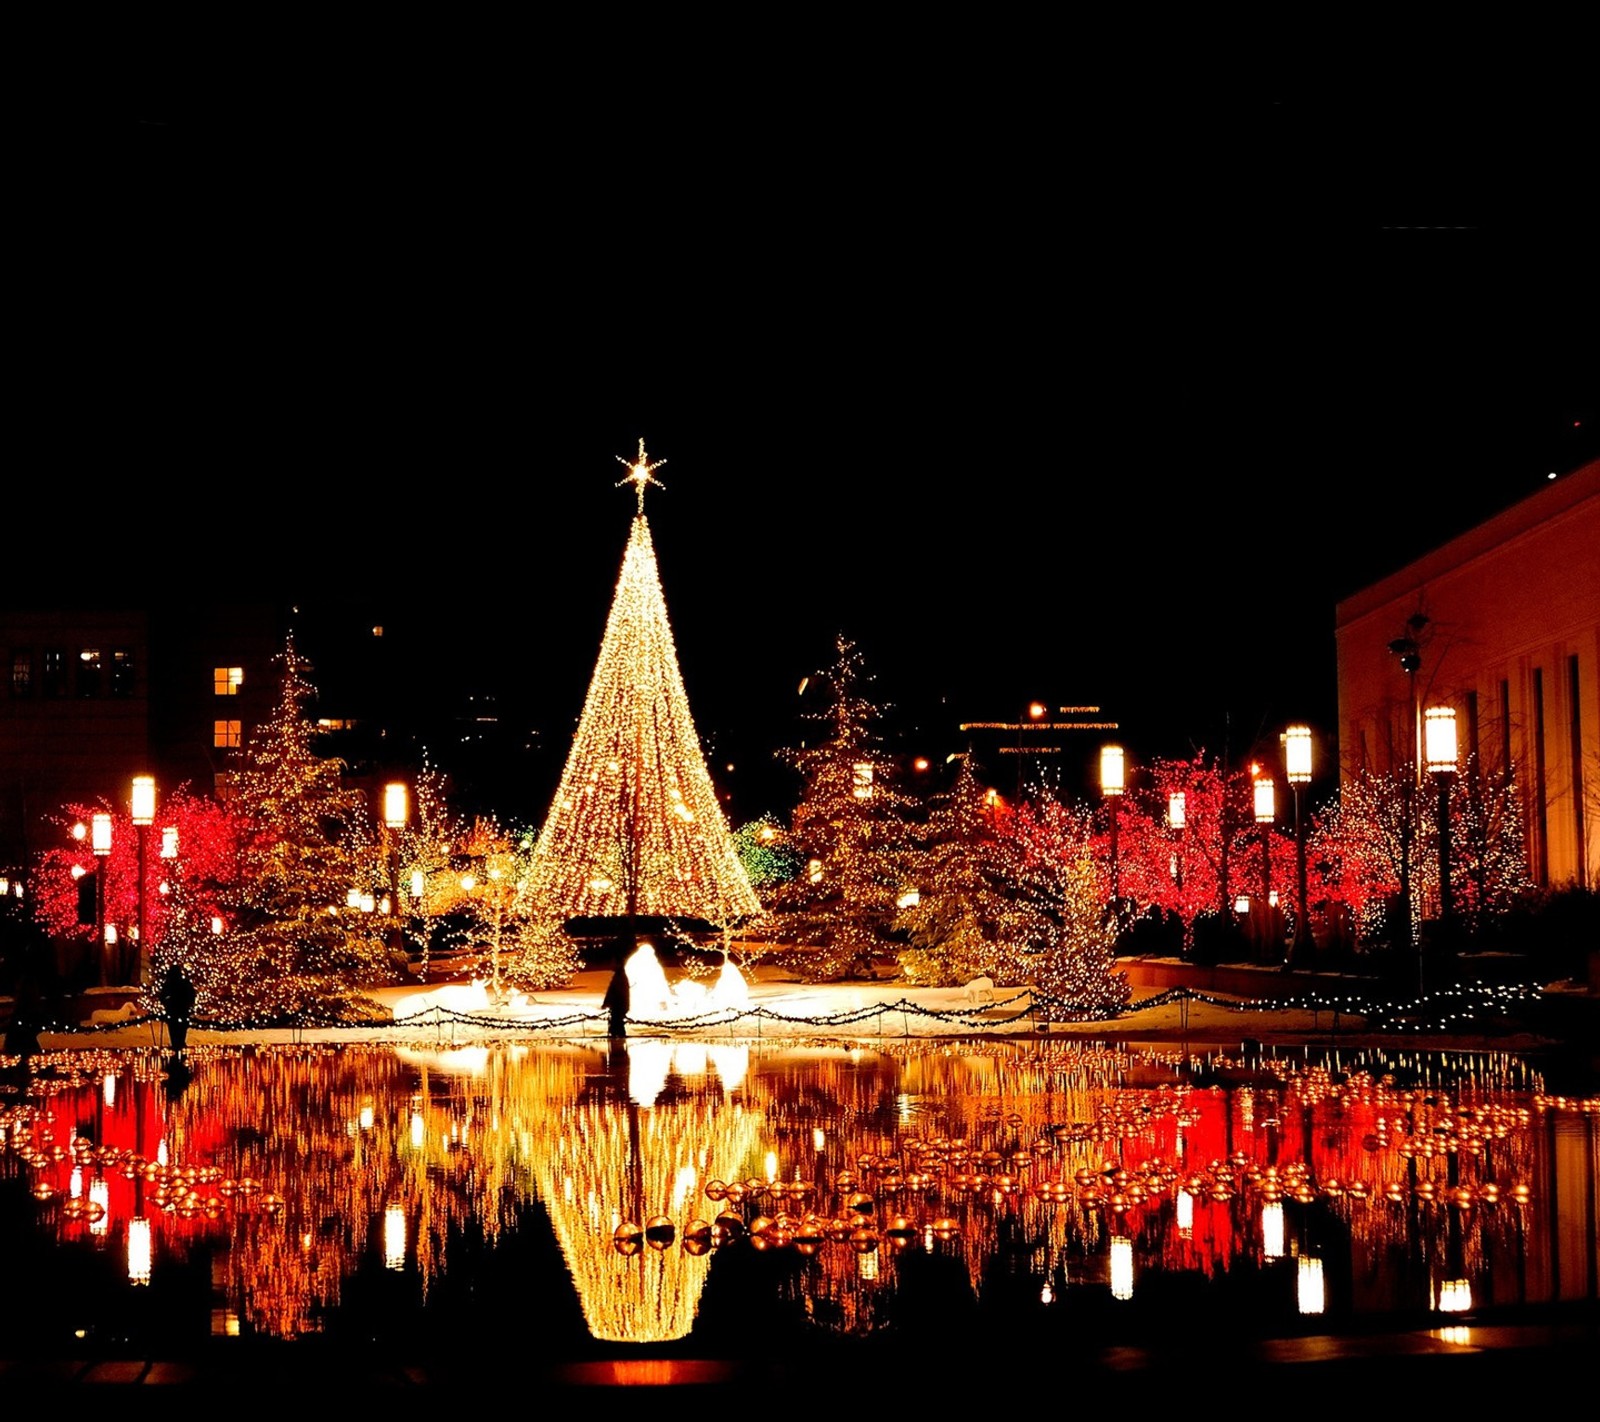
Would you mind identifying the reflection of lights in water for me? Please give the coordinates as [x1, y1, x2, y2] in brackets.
[1111, 1236, 1134, 1300]
[857, 1250, 878, 1281]
[359, 1102, 374, 1131]
[897, 1093, 913, 1121]
[532, 1057, 765, 1345]
[1438, 1277, 1472, 1313]
[1297, 1256, 1325, 1314]
[384, 1205, 406, 1271]
[1439, 1325, 1472, 1345]
[103, 1073, 115, 1108]
[89, 1177, 109, 1236]
[1262, 1201, 1285, 1259]
[8, 1036, 1589, 1357]
[128, 1217, 152, 1285]
[628, 1042, 674, 1107]
[765, 1151, 778, 1184]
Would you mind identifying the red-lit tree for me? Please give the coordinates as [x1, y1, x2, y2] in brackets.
[998, 791, 1131, 1017]
[31, 787, 235, 989]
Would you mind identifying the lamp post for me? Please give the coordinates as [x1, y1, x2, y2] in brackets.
[91, 811, 112, 987]
[1167, 790, 1186, 891]
[1100, 744, 1125, 918]
[1253, 770, 1275, 960]
[131, 775, 155, 988]
[1424, 705, 1458, 951]
[1283, 727, 1312, 972]
[1018, 700, 1046, 803]
[383, 782, 408, 965]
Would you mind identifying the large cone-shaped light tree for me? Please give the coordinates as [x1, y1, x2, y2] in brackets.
[524, 442, 761, 936]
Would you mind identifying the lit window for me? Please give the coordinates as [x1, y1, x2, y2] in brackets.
[10, 650, 31, 697]
[214, 666, 243, 696]
[110, 649, 134, 697]
[77, 648, 102, 698]
[214, 719, 242, 748]
[42, 648, 65, 697]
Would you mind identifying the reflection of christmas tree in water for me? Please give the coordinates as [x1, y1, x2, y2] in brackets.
[530, 1042, 766, 1343]
[524, 441, 761, 931]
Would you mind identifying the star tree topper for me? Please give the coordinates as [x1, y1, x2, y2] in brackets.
[616, 437, 667, 511]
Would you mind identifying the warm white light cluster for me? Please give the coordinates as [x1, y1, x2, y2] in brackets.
[526, 510, 761, 926]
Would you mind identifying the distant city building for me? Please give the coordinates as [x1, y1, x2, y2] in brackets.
[1335, 456, 1598, 891]
[0, 600, 290, 870]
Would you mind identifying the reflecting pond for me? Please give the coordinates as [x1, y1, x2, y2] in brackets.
[2, 1035, 1597, 1379]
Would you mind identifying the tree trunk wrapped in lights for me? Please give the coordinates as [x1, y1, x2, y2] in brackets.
[524, 450, 761, 938]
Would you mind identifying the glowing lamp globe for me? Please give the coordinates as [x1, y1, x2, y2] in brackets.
[1284, 725, 1312, 785]
[1100, 744, 1124, 797]
[1424, 706, 1458, 774]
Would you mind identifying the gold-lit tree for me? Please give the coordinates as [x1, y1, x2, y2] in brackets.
[523, 442, 761, 938]
[760, 635, 917, 980]
[170, 636, 398, 1022]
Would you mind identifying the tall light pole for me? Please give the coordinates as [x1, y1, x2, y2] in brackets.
[1283, 727, 1312, 972]
[1100, 744, 1125, 919]
[130, 776, 156, 988]
[1424, 705, 1459, 958]
[383, 782, 408, 966]
[91, 811, 112, 987]
[1253, 769, 1275, 961]
[1168, 789, 1188, 958]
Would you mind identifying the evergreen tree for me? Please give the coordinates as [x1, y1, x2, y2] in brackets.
[176, 636, 396, 1022]
[1001, 792, 1131, 1018]
[762, 635, 916, 980]
[894, 754, 1033, 986]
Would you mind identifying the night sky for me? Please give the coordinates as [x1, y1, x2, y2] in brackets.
[13, 48, 1596, 828]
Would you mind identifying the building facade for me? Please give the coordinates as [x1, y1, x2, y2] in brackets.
[1335, 456, 1599, 893]
[0, 601, 290, 875]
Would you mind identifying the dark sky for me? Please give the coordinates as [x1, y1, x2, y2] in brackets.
[14, 52, 1597, 826]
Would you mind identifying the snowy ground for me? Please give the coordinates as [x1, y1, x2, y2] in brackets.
[24, 960, 1417, 1054]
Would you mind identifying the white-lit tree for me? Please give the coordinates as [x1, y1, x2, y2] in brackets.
[522, 442, 761, 944]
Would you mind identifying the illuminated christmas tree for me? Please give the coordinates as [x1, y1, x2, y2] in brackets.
[172, 636, 397, 1021]
[761, 634, 917, 980]
[1000, 792, 1131, 1018]
[524, 442, 761, 937]
[894, 753, 1035, 986]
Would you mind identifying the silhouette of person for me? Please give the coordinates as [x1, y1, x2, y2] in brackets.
[158, 962, 197, 1052]
[603, 956, 631, 1038]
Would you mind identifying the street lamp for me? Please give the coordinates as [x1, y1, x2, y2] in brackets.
[383, 782, 408, 965]
[1283, 727, 1312, 972]
[1424, 704, 1458, 944]
[131, 775, 155, 988]
[1100, 744, 1125, 914]
[91, 811, 112, 987]
[1253, 770, 1275, 960]
[1167, 790, 1186, 890]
